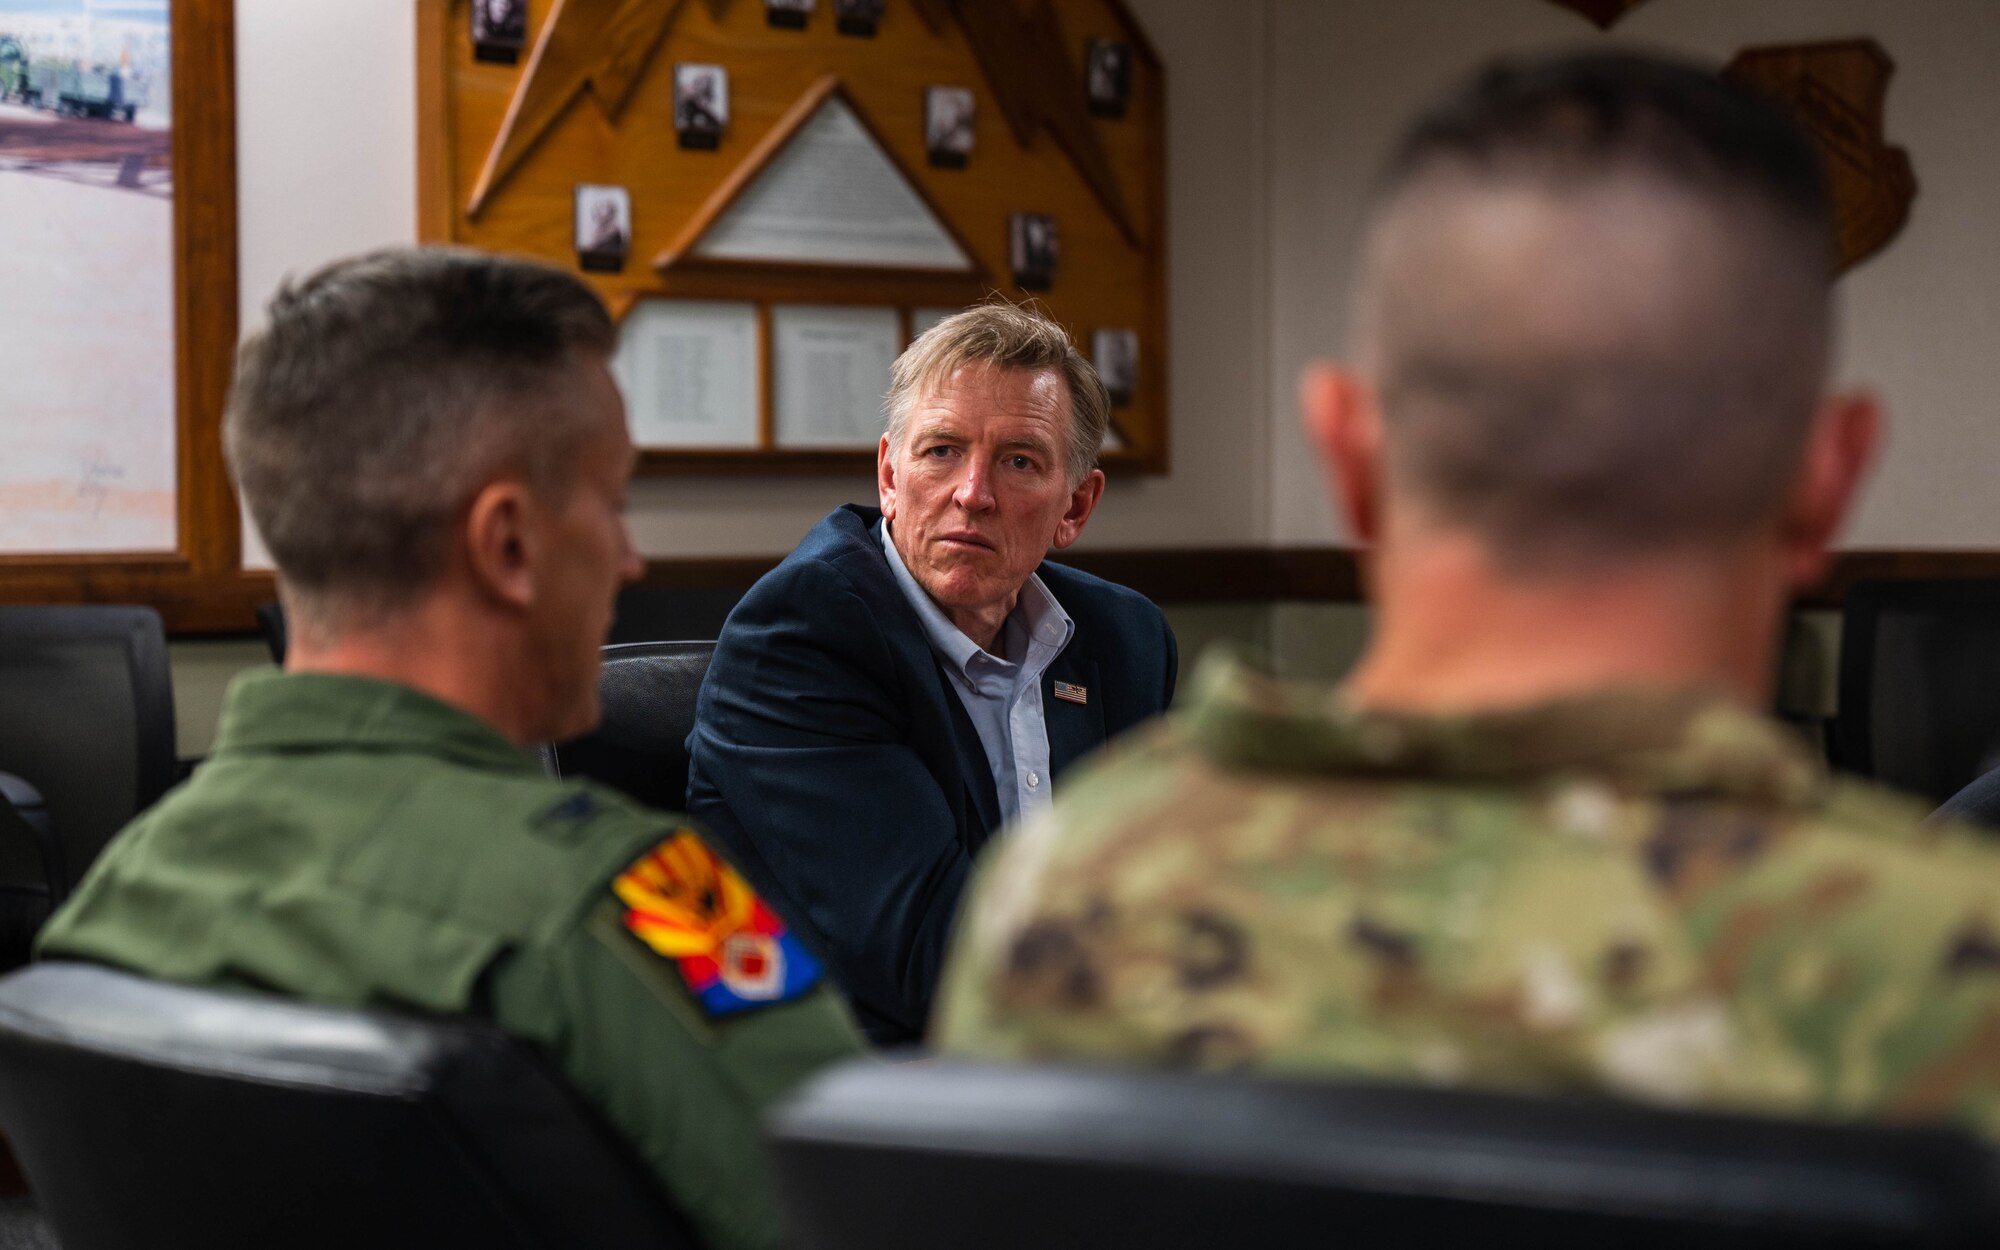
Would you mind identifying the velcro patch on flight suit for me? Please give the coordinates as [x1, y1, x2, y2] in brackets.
[613, 830, 823, 1018]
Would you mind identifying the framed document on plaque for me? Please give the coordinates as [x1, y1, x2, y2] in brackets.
[772, 304, 900, 449]
[612, 300, 761, 449]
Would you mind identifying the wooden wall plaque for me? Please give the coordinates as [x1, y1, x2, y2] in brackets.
[1724, 39, 1917, 275]
[417, 0, 1168, 474]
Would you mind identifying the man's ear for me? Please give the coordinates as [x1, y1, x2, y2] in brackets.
[876, 434, 898, 520]
[1300, 362, 1382, 545]
[1778, 391, 1882, 588]
[1051, 467, 1106, 550]
[464, 478, 539, 611]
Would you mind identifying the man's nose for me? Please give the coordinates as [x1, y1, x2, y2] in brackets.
[952, 459, 996, 512]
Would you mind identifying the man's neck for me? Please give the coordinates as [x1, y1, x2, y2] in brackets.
[1342, 532, 1784, 715]
[945, 596, 1019, 656]
[284, 598, 541, 745]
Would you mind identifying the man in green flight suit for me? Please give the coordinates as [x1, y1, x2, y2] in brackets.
[934, 51, 2000, 1137]
[38, 248, 865, 1250]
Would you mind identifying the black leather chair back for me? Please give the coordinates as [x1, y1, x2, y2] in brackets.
[1836, 579, 2000, 803]
[768, 1059, 2000, 1250]
[608, 586, 744, 646]
[254, 599, 289, 665]
[0, 606, 175, 890]
[0, 962, 699, 1250]
[0, 776, 64, 971]
[542, 641, 714, 813]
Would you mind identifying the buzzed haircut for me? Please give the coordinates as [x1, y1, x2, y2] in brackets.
[225, 247, 616, 629]
[1356, 50, 1837, 566]
[885, 300, 1110, 487]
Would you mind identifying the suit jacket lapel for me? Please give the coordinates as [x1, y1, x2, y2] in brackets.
[1044, 650, 1105, 780]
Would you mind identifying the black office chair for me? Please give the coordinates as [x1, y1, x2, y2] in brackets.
[608, 585, 745, 646]
[0, 607, 176, 891]
[0, 962, 700, 1250]
[541, 641, 715, 812]
[0, 777, 64, 972]
[767, 1059, 2000, 1249]
[254, 599, 289, 665]
[1835, 580, 2000, 803]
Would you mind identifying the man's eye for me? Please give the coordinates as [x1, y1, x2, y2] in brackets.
[923, 445, 956, 458]
[1006, 455, 1036, 470]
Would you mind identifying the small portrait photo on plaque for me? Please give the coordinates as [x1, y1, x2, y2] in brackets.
[1009, 212, 1058, 291]
[1086, 39, 1132, 118]
[765, 0, 813, 30]
[470, 0, 529, 64]
[835, 0, 884, 36]
[1093, 328, 1138, 407]
[674, 63, 729, 150]
[925, 86, 975, 169]
[574, 185, 632, 274]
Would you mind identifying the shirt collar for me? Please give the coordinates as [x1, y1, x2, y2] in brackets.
[213, 670, 545, 776]
[1180, 651, 1827, 809]
[879, 517, 1074, 678]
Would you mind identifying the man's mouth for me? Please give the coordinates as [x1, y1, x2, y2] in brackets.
[937, 532, 995, 552]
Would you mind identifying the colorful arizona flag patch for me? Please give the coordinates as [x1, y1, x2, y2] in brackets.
[614, 830, 823, 1018]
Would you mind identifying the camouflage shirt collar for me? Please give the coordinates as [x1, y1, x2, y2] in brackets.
[1182, 652, 1826, 807]
[214, 670, 545, 776]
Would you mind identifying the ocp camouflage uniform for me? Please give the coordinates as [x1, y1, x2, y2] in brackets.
[933, 653, 2000, 1137]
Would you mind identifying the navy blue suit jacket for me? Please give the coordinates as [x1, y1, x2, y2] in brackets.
[686, 505, 1177, 1044]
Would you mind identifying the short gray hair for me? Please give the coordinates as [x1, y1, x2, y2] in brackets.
[1359, 51, 1835, 566]
[884, 301, 1109, 485]
[225, 247, 616, 628]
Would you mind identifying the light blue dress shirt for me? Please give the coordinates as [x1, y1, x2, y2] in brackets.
[880, 520, 1074, 824]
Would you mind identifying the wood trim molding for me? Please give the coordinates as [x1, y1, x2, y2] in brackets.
[609, 546, 2000, 619]
[0, 2, 264, 636]
[43, 545, 2000, 639]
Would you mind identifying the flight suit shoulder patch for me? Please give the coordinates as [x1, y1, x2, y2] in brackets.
[612, 829, 823, 1019]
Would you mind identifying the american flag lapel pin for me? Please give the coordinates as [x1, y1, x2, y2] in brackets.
[1053, 680, 1089, 705]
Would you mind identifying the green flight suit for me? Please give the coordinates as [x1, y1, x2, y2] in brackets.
[38, 671, 865, 1250]
[935, 652, 2000, 1139]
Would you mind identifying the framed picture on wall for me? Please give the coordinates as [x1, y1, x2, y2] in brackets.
[574, 184, 631, 273]
[470, 0, 529, 63]
[1086, 39, 1131, 118]
[674, 63, 729, 149]
[925, 86, 974, 168]
[1009, 212, 1058, 291]
[765, 0, 813, 30]
[835, 0, 883, 37]
[0, 3, 254, 630]
[1093, 327, 1137, 407]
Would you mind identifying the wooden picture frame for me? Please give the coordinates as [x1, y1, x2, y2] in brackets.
[0, 3, 262, 634]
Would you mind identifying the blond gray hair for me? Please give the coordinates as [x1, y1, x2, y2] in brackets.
[884, 301, 1109, 485]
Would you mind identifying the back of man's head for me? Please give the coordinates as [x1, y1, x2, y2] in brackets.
[1352, 50, 1837, 568]
[226, 248, 615, 632]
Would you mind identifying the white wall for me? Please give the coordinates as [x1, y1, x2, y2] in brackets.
[231, 0, 1274, 559]
[234, 0, 2000, 557]
[1265, 0, 2000, 547]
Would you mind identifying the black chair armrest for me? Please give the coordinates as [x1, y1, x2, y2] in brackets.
[0, 772, 66, 908]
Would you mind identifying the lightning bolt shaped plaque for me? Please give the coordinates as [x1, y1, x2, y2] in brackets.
[468, 0, 732, 218]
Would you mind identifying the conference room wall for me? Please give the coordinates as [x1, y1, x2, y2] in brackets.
[1263, 0, 2000, 549]
[232, 0, 1275, 560]
[176, 0, 1970, 751]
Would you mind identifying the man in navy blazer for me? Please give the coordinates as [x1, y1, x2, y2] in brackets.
[687, 306, 1177, 1044]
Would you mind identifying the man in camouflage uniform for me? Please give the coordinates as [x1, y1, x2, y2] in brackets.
[934, 52, 2000, 1136]
[38, 249, 864, 1250]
